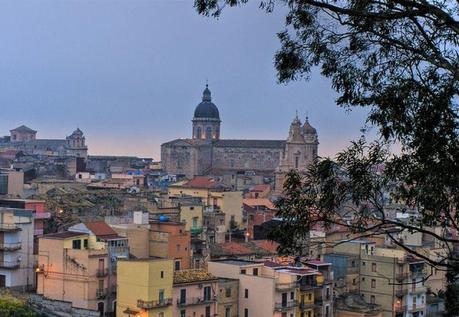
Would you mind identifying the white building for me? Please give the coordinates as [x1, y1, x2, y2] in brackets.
[0, 207, 34, 289]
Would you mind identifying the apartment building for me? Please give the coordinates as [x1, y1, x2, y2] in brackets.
[217, 278, 239, 317]
[173, 269, 218, 317]
[0, 198, 51, 236]
[0, 168, 24, 197]
[207, 259, 332, 317]
[117, 258, 174, 317]
[37, 221, 129, 316]
[0, 207, 34, 288]
[332, 241, 427, 317]
[150, 220, 191, 270]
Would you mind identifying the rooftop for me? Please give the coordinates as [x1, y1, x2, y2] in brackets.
[243, 198, 276, 210]
[173, 269, 217, 284]
[42, 231, 87, 239]
[10, 125, 37, 133]
[211, 259, 259, 266]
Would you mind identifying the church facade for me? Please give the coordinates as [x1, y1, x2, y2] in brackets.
[161, 86, 318, 188]
[0, 125, 88, 159]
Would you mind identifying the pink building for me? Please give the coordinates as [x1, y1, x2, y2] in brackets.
[173, 270, 218, 317]
[0, 199, 51, 236]
[9, 125, 36, 142]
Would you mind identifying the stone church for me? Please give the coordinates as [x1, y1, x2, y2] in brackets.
[161, 85, 318, 188]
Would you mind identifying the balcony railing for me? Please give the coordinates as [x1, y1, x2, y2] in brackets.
[274, 301, 298, 311]
[96, 288, 107, 299]
[0, 224, 20, 232]
[34, 212, 51, 219]
[410, 303, 426, 312]
[409, 287, 427, 295]
[96, 268, 109, 277]
[298, 302, 315, 310]
[0, 242, 21, 251]
[275, 282, 298, 291]
[137, 298, 173, 309]
[190, 227, 204, 235]
[0, 261, 20, 269]
[395, 273, 410, 282]
[299, 283, 319, 291]
[176, 296, 217, 307]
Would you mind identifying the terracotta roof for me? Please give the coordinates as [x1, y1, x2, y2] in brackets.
[173, 269, 217, 284]
[210, 240, 278, 257]
[243, 198, 275, 210]
[251, 240, 279, 253]
[42, 231, 87, 239]
[249, 184, 271, 192]
[84, 221, 119, 238]
[183, 176, 226, 189]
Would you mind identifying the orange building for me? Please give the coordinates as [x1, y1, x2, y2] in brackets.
[149, 220, 191, 270]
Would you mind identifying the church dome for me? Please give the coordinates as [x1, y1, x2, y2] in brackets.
[302, 117, 317, 135]
[193, 85, 220, 120]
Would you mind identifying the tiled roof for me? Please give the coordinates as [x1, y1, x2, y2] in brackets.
[210, 240, 278, 257]
[10, 125, 37, 133]
[251, 240, 279, 253]
[249, 184, 271, 192]
[173, 269, 217, 284]
[183, 176, 226, 189]
[243, 198, 276, 210]
[43, 231, 86, 239]
[84, 221, 119, 238]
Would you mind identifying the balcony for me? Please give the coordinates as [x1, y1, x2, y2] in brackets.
[34, 212, 51, 220]
[395, 289, 408, 297]
[0, 261, 20, 269]
[274, 301, 298, 311]
[96, 288, 107, 299]
[137, 298, 173, 309]
[0, 242, 21, 251]
[395, 273, 410, 282]
[298, 302, 315, 310]
[176, 296, 217, 307]
[96, 268, 109, 277]
[0, 224, 20, 232]
[190, 227, 204, 235]
[409, 286, 427, 295]
[299, 283, 319, 291]
[410, 303, 426, 312]
[394, 304, 406, 312]
[275, 282, 298, 291]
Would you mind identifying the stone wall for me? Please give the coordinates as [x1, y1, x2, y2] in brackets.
[212, 146, 282, 174]
[29, 294, 99, 317]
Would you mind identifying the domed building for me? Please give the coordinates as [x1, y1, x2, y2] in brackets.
[161, 86, 319, 184]
[192, 84, 221, 140]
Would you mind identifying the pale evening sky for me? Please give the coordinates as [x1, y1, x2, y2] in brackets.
[0, 0, 371, 160]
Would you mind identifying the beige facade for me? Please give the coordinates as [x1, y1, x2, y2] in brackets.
[217, 278, 239, 317]
[0, 169, 24, 197]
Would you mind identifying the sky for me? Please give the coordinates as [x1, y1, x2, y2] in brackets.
[0, 0, 371, 160]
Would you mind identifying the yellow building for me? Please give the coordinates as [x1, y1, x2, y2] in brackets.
[117, 258, 174, 317]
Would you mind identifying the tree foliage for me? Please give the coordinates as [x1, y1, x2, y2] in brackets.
[0, 295, 40, 317]
[195, 0, 459, 312]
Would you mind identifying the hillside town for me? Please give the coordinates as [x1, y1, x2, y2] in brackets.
[0, 85, 448, 317]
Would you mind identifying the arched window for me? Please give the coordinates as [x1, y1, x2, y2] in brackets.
[196, 127, 202, 139]
[205, 127, 212, 139]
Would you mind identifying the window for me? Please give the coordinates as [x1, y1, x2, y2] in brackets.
[176, 244, 181, 251]
[362, 261, 366, 266]
[325, 305, 330, 317]
[205, 306, 211, 317]
[253, 268, 258, 276]
[362, 277, 365, 281]
[83, 239, 88, 249]
[225, 307, 231, 317]
[290, 292, 294, 300]
[159, 313, 164, 317]
[244, 308, 248, 317]
[161, 271, 164, 278]
[180, 289, 186, 304]
[351, 260, 356, 267]
[353, 278, 356, 285]
[72, 239, 81, 250]
[175, 260, 181, 271]
[372, 263, 377, 272]
[370, 295, 375, 304]
[159, 289, 164, 302]
[196, 127, 202, 139]
[206, 127, 212, 139]
[295, 156, 299, 168]
[204, 286, 211, 301]
[371, 279, 376, 288]
[244, 288, 249, 298]
[308, 293, 312, 301]
[180, 310, 186, 317]
[225, 288, 231, 297]
[241, 269, 246, 275]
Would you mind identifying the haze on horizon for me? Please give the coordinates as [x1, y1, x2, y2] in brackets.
[0, 0, 371, 160]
